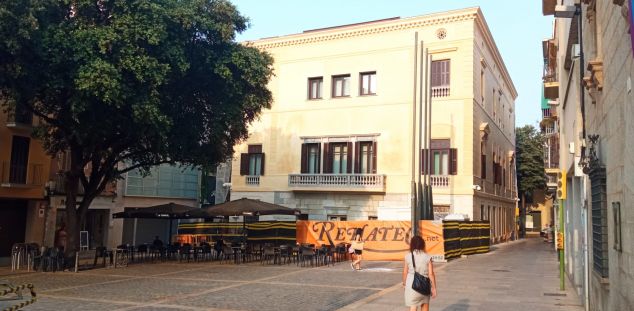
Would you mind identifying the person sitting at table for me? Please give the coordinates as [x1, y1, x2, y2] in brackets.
[152, 236, 164, 248]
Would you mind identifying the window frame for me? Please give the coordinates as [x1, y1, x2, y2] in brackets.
[331, 74, 351, 98]
[421, 139, 457, 175]
[307, 77, 323, 100]
[9, 135, 30, 184]
[431, 59, 451, 87]
[330, 142, 349, 174]
[359, 71, 377, 96]
[301, 143, 321, 174]
[357, 141, 375, 174]
[240, 145, 265, 176]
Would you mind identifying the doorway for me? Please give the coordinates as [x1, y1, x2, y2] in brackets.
[0, 200, 28, 257]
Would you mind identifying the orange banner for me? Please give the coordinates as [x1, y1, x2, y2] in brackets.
[296, 220, 444, 261]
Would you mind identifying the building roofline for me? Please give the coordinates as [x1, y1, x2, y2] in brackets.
[245, 7, 481, 48]
[244, 6, 518, 100]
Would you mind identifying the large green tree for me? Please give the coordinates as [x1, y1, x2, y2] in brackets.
[515, 125, 547, 238]
[0, 0, 273, 255]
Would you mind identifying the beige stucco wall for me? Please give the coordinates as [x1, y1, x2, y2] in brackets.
[231, 8, 517, 231]
[548, 1, 634, 309]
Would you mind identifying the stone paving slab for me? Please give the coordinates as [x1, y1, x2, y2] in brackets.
[338, 238, 584, 311]
[172, 283, 377, 311]
[48, 278, 237, 303]
[2, 237, 585, 311]
[15, 296, 133, 311]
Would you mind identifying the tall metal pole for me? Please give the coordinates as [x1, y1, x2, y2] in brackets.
[418, 41, 425, 222]
[411, 32, 419, 236]
[426, 50, 433, 219]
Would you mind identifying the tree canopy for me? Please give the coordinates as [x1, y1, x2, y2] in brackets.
[516, 125, 547, 199]
[0, 0, 273, 253]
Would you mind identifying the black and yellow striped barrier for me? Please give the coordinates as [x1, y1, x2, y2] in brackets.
[443, 221, 490, 260]
[1, 283, 37, 311]
[178, 221, 296, 243]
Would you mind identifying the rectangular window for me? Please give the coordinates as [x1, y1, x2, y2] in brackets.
[248, 154, 262, 176]
[493, 88, 497, 119]
[431, 60, 450, 97]
[126, 164, 199, 199]
[421, 139, 457, 175]
[481, 154, 487, 179]
[328, 215, 347, 221]
[359, 72, 376, 95]
[331, 143, 348, 174]
[9, 136, 30, 184]
[308, 77, 323, 100]
[590, 168, 609, 278]
[432, 150, 449, 175]
[332, 75, 350, 97]
[480, 70, 485, 104]
[358, 142, 374, 174]
[240, 145, 265, 176]
[301, 143, 321, 174]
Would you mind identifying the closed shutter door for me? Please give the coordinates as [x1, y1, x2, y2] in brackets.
[300, 144, 308, 173]
[346, 142, 353, 174]
[260, 153, 265, 175]
[421, 149, 429, 174]
[450, 148, 457, 175]
[323, 143, 331, 173]
[240, 153, 249, 176]
[354, 142, 360, 174]
[372, 141, 377, 174]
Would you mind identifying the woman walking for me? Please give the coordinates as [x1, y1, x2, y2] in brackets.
[402, 235, 437, 311]
[350, 228, 364, 270]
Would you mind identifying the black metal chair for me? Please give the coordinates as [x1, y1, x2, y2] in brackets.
[179, 244, 193, 262]
[299, 246, 316, 267]
[93, 246, 109, 268]
[279, 245, 293, 264]
[260, 245, 278, 265]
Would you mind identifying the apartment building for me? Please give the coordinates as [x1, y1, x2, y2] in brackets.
[231, 8, 518, 243]
[0, 104, 51, 259]
[45, 161, 202, 250]
[543, 0, 634, 309]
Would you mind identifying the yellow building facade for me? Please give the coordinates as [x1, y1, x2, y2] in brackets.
[0, 106, 52, 259]
[231, 8, 518, 243]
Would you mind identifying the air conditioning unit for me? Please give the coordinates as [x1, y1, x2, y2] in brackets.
[569, 142, 575, 154]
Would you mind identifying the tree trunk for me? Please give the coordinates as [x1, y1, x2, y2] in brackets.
[520, 193, 526, 239]
[64, 171, 81, 258]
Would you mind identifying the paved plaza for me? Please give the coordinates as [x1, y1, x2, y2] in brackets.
[0, 238, 583, 311]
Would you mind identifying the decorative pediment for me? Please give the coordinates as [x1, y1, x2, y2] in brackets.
[479, 122, 490, 141]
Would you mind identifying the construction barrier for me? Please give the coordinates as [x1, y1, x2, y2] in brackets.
[443, 221, 490, 260]
[296, 220, 445, 261]
[0, 283, 37, 311]
[176, 221, 296, 244]
[177, 220, 489, 261]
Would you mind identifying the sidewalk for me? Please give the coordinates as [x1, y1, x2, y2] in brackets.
[338, 238, 583, 311]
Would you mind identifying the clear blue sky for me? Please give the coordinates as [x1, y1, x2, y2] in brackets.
[231, 0, 554, 127]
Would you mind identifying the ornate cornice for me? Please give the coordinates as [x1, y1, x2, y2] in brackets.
[247, 11, 478, 50]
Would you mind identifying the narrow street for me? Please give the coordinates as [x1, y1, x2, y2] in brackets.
[343, 237, 584, 311]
